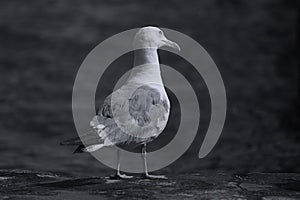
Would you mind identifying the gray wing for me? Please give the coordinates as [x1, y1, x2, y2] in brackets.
[128, 85, 169, 127]
[90, 85, 169, 147]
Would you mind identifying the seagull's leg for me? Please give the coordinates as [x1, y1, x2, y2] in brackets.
[142, 144, 167, 179]
[110, 149, 133, 179]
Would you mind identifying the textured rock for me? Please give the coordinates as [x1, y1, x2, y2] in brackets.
[0, 170, 299, 199]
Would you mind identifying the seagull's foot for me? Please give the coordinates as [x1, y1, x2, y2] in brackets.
[110, 173, 133, 180]
[142, 173, 167, 180]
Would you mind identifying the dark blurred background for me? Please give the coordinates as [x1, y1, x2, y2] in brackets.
[0, 0, 299, 176]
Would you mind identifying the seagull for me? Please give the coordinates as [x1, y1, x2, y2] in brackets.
[61, 26, 180, 179]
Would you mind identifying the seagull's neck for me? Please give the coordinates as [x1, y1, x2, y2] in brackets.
[128, 48, 162, 84]
[133, 48, 159, 66]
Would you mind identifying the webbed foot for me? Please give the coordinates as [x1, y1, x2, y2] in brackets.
[110, 173, 133, 179]
[142, 174, 167, 179]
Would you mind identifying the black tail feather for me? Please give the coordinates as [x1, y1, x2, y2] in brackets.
[73, 145, 85, 154]
[60, 137, 82, 146]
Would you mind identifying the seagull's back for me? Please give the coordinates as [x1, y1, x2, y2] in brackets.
[89, 63, 170, 149]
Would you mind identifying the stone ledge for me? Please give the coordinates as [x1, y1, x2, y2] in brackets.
[0, 170, 299, 199]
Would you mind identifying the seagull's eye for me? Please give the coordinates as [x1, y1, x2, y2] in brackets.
[158, 30, 163, 35]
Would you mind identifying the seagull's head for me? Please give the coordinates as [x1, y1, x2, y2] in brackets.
[133, 26, 180, 51]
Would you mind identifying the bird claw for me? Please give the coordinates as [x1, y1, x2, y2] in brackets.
[110, 173, 133, 179]
[142, 174, 167, 179]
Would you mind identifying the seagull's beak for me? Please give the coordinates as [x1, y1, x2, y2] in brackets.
[162, 39, 181, 51]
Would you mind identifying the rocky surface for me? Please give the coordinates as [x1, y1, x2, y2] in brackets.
[0, 170, 299, 199]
